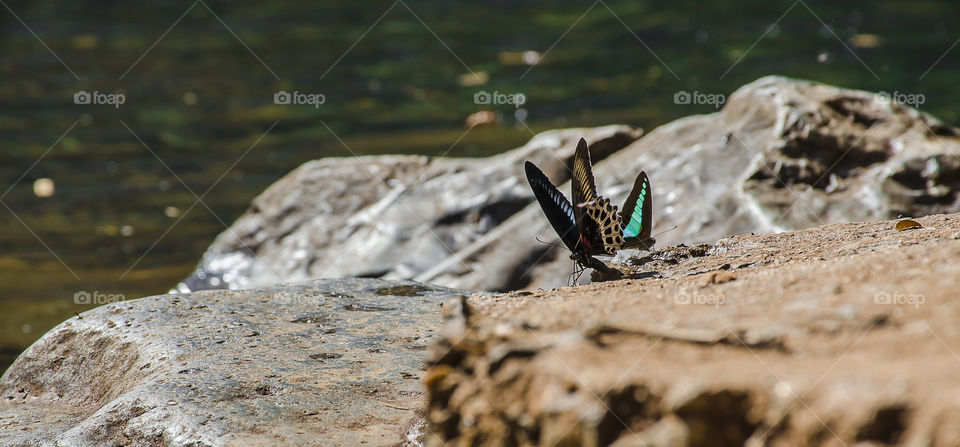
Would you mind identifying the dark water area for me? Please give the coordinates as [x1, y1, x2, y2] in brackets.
[1, 0, 959, 372]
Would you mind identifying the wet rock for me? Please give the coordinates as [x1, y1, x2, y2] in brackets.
[0, 278, 464, 446]
[424, 212, 960, 446]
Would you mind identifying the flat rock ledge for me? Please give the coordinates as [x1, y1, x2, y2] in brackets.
[426, 212, 960, 447]
[0, 278, 465, 447]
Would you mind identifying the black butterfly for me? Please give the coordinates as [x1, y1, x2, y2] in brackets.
[525, 138, 654, 274]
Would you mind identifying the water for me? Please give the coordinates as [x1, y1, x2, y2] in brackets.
[2, 0, 959, 372]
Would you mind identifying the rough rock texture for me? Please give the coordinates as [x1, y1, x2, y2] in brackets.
[425, 212, 960, 447]
[181, 76, 960, 292]
[0, 278, 463, 446]
[424, 76, 960, 291]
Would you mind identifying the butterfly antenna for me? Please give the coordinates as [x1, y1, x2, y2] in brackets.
[652, 224, 679, 239]
[536, 236, 570, 252]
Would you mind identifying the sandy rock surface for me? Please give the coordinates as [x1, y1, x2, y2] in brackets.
[426, 213, 960, 447]
[0, 278, 464, 447]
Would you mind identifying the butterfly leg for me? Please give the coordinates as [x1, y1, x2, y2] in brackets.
[568, 263, 585, 286]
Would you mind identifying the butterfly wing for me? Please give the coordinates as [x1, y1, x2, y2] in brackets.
[620, 171, 653, 248]
[571, 138, 599, 228]
[524, 161, 580, 253]
[580, 196, 623, 255]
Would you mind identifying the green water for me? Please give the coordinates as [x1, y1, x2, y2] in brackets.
[2, 0, 959, 372]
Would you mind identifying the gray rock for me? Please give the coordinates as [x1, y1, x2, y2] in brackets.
[422, 76, 960, 290]
[0, 278, 464, 446]
[182, 76, 960, 292]
[178, 125, 641, 293]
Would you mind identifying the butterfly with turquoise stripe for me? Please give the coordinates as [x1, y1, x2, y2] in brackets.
[619, 170, 655, 251]
[525, 138, 655, 274]
[569, 137, 655, 252]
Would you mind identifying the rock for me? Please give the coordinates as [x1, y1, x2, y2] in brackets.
[178, 125, 642, 293]
[181, 76, 960, 292]
[0, 278, 465, 446]
[469, 75, 960, 290]
[424, 212, 960, 446]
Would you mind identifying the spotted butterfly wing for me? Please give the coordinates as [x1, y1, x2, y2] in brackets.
[620, 171, 655, 250]
[579, 196, 623, 255]
[524, 161, 580, 254]
[571, 138, 624, 255]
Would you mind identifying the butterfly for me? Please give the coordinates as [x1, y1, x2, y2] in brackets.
[524, 137, 655, 275]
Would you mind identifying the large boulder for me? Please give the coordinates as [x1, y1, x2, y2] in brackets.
[421, 76, 960, 290]
[425, 212, 960, 446]
[0, 278, 464, 446]
[181, 76, 960, 292]
[177, 125, 641, 293]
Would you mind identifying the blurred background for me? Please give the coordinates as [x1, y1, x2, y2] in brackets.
[1, 0, 959, 372]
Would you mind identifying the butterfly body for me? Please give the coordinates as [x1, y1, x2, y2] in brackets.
[524, 137, 655, 276]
